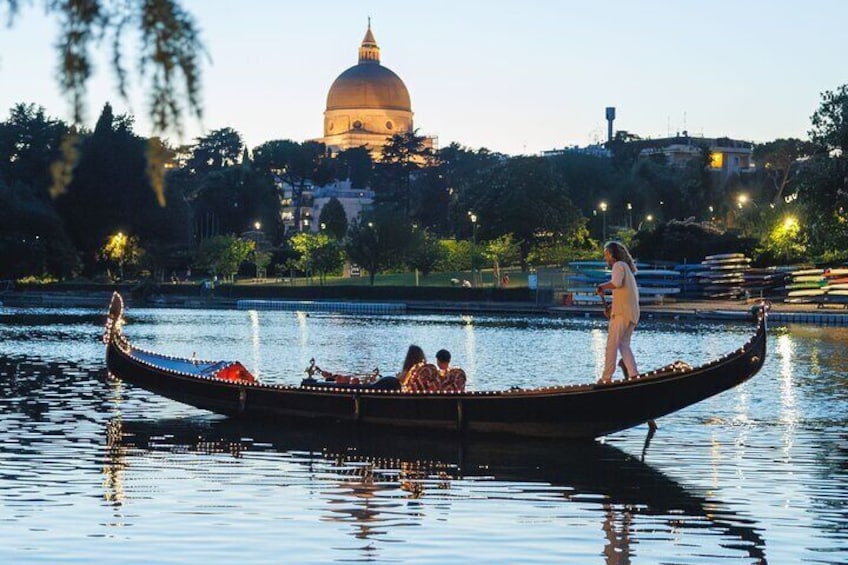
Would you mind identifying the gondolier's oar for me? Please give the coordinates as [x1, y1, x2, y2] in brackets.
[598, 288, 611, 319]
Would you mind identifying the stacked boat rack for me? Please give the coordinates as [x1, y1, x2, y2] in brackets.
[562, 255, 848, 308]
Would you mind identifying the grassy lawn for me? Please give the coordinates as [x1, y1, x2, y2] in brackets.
[232, 268, 529, 288]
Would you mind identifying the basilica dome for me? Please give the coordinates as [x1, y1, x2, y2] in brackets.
[326, 64, 411, 112]
[320, 23, 426, 159]
[305, 23, 433, 233]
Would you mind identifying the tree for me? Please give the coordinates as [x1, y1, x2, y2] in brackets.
[795, 84, 848, 257]
[630, 218, 756, 262]
[795, 156, 848, 257]
[759, 215, 807, 265]
[253, 250, 272, 279]
[318, 197, 348, 240]
[0, 103, 70, 200]
[289, 232, 343, 284]
[56, 103, 190, 275]
[345, 208, 412, 285]
[461, 156, 583, 268]
[194, 235, 254, 281]
[0, 179, 79, 279]
[0, 104, 80, 278]
[334, 146, 373, 188]
[187, 128, 244, 174]
[753, 138, 817, 205]
[252, 139, 333, 232]
[434, 143, 503, 237]
[483, 234, 522, 273]
[436, 239, 473, 272]
[2, 0, 204, 134]
[406, 228, 444, 277]
[373, 130, 433, 218]
[547, 151, 623, 219]
[606, 130, 643, 172]
[100, 231, 144, 280]
[809, 84, 848, 154]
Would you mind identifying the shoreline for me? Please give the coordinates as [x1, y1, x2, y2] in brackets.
[3, 288, 846, 325]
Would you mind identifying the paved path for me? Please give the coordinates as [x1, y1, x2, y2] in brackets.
[552, 298, 848, 325]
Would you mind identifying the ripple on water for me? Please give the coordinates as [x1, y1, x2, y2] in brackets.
[0, 308, 845, 563]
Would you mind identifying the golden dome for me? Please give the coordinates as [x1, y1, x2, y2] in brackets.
[326, 25, 411, 112]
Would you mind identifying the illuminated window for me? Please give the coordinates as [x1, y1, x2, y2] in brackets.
[710, 152, 724, 169]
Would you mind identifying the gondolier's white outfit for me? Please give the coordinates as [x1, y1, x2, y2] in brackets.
[600, 260, 640, 382]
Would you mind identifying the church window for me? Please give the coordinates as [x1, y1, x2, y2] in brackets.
[386, 121, 393, 130]
[353, 120, 362, 130]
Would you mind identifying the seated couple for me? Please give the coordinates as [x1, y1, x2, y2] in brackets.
[399, 345, 467, 393]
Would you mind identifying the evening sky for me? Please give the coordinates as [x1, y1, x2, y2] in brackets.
[0, 0, 843, 155]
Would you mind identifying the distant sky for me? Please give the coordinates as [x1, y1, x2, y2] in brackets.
[1, 0, 845, 155]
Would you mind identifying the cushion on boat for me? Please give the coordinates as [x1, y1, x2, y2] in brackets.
[443, 368, 467, 392]
[404, 364, 467, 393]
[214, 362, 257, 383]
[403, 363, 440, 392]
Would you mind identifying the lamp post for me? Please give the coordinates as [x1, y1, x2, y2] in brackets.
[252, 222, 262, 280]
[469, 212, 478, 287]
[731, 193, 751, 231]
[599, 201, 608, 242]
[626, 202, 633, 229]
[637, 214, 654, 231]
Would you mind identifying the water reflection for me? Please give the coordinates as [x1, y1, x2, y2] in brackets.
[105, 417, 767, 564]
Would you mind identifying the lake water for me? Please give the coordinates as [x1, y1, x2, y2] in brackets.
[0, 305, 846, 564]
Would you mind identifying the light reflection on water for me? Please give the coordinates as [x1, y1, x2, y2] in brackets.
[0, 306, 846, 564]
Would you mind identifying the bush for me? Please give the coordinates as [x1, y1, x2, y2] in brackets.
[631, 218, 757, 262]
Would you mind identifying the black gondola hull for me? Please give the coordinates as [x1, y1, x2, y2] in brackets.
[104, 294, 767, 439]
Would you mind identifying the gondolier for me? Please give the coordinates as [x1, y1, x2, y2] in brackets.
[596, 241, 641, 383]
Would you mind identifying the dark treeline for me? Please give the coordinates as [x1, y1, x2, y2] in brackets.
[2, 84, 847, 283]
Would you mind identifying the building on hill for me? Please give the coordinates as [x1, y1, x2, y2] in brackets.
[541, 144, 611, 158]
[276, 176, 374, 233]
[634, 133, 755, 180]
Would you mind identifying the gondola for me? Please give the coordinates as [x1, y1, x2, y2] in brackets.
[103, 292, 768, 439]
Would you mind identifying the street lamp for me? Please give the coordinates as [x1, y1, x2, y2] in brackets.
[599, 201, 608, 242]
[254, 221, 261, 231]
[626, 202, 633, 229]
[469, 212, 478, 287]
[637, 214, 654, 231]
